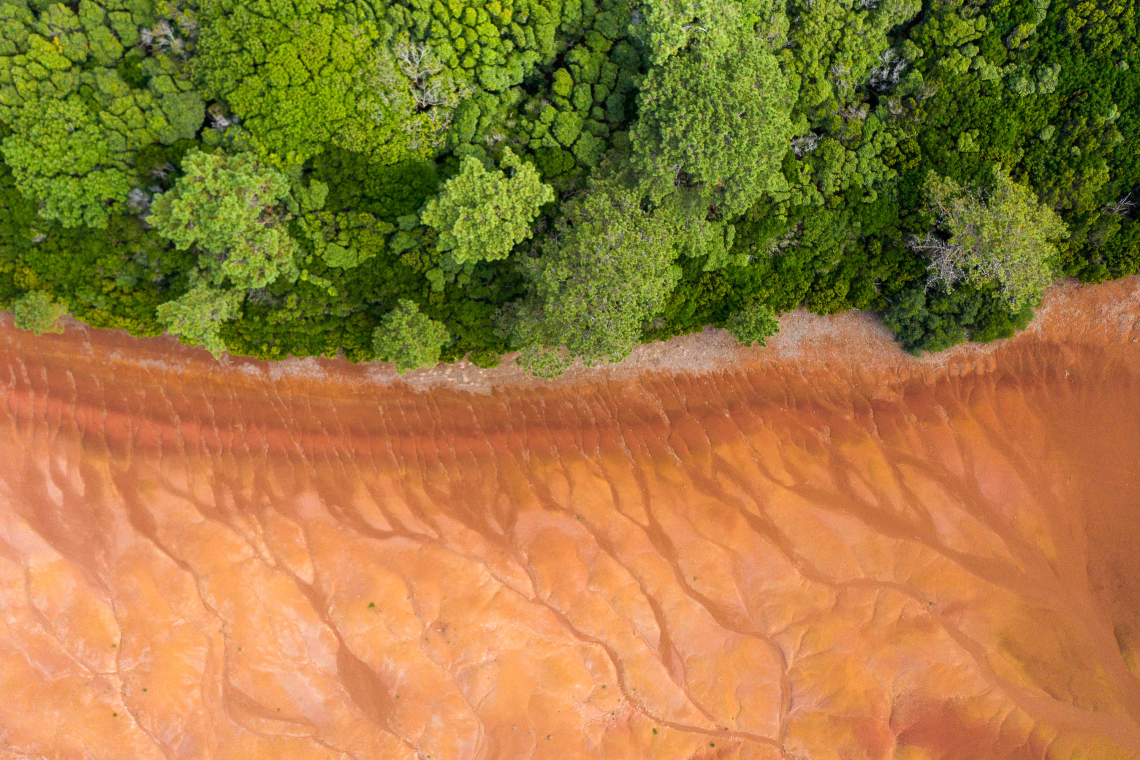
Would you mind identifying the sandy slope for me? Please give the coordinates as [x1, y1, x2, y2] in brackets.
[0, 278, 1138, 759]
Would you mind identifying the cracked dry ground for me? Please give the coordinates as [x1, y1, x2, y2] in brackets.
[1, 278, 1139, 760]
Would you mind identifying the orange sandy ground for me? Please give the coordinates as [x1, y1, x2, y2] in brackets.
[0, 278, 1139, 759]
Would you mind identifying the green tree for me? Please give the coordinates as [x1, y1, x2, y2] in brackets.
[1, 98, 132, 229]
[660, 188, 742, 270]
[148, 150, 299, 289]
[192, 0, 462, 165]
[914, 169, 1069, 310]
[783, 0, 920, 117]
[0, 0, 205, 228]
[298, 211, 394, 270]
[726, 301, 779, 346]
[510, 176, 681, 374]
[12, 290, 67, 335]
[635, 0, 784, 64]
[882, 282, 1036, 355]
[631, 29, 793, 214]
[155, 283, 244, 356]
[372, 299, 450, 373]
[420, 149, 554, 267]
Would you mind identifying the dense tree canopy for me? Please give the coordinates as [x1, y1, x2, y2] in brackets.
[510, 174, 682, 373]
[0, 0, 1137, 368]
[12, 290, 67, 335]
[372, 298, 450, 372]
[632, 27, 793, 214]
[0, 0, 204, 227]
[420, 148, 554, 266]
[916, 168, 1068, 309]
[192, 0, 463, 164]
[636, 0, 783, 64]
[148, 149, 299, 289]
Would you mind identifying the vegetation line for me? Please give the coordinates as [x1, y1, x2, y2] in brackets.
[0, 0, 1135, 376]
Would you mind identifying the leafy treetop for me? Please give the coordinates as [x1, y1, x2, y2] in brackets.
[915, 168, 1069, 310]
[372, 298, 450, 373]
[155, 281, 245, 356]
[148, 150, 300, 290]
[12, 290, 67, 335]
[632, 23, 793, 215]
[510, 171, 682, 373]
[420, 148, 554, 267]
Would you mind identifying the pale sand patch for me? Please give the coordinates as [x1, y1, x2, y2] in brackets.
[386, 277, 1140, 393]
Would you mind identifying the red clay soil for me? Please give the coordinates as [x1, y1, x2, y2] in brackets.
[0, 277, 1138, 759]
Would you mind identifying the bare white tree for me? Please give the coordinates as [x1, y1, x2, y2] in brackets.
[150, 162, 174, 179]
[764, 223, 803, 258]
[361, 39, 470, 152]
[393, 42, 443, 102]
[140, 9, 196, 61]
[909, 232, 965, 291]
[829, 62, 853, 92]
[869, 49, 907, 91]
[1105, 193, 1135, 217]
[210, 112, 236, 131]
[791, 133, 821, 157]
[382, 41, 470, 111]
[127, 188, 152, 216]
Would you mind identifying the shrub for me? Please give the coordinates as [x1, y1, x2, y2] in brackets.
[726, 302, 780, 347]
[372, 299, 450, 373]
[12, 290, 67, 335]
[420, 149, 553, 266]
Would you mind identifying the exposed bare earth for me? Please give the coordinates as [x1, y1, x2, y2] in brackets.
[0, 278, 1138, 759]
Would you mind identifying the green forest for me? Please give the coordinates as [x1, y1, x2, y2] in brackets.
[0, 0, 1136, 374]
